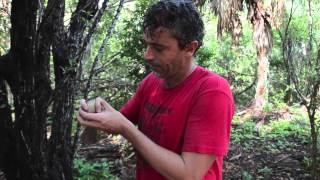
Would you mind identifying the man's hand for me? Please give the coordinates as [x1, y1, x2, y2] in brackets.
[77, 97, 130, 134]
[77, 97, 215, 180]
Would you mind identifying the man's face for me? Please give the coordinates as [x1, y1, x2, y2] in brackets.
[143, 28, 187, 79]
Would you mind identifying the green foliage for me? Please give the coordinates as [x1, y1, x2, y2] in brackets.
[73, 158, 117, 180]
[3, 0, 320, 178]
[258, 166, 273, 177]
[232, 106, 310, 146]
[269, 87, 289, 109]
[231, 118, 256, 143]
[0, 4, 10, 55]
[262, 102, 273, 113]
[269, 0, 320, 105]
[117, 0, 153, 85]
[78, 0, 156, 110]
[78, 0, 149, 109]
[241, 170, 253, 180]
[231, 107, 313, 178]
[260, 118, 309, 138]
[196, 11, 257, 109]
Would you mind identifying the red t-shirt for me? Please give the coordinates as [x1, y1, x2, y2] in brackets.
[120, 66, 234, 180]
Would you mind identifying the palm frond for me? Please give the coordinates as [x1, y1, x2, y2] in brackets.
[246, 0, 273, 53]
[271, 0, 285, 30]
[213, 0, 243, 39]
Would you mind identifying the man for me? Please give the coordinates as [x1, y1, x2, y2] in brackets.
[77, 0, 234, 179]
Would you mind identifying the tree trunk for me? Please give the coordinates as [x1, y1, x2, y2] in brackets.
[280, 0, 295, 104]
[0, 0, 100, 179]
[253, 48, 269, 114]
[271, 0, 285, 29]
[308, 112, 319, 179]
[46, 0, 98, 178]
[306, 2, 319, 178]
[247, 0, 272, 114]
[0, 73, 20, 180]
[282, 36, 293, 104]
[308, 48, 320, 180]
[5, 0, 51, 179]
[231, 14, 242, 49]
[47, 78, 75, 180]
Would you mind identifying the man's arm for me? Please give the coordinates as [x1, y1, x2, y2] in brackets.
[77, 98, 215, 180]
[122, 120, 215, 180]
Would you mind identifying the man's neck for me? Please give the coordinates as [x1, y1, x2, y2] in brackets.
[164, 63, 196, 89]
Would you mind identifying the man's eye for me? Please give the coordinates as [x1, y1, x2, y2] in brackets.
[154, 46, 164, 52]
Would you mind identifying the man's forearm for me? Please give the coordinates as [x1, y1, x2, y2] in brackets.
[121, 120, 193, 180]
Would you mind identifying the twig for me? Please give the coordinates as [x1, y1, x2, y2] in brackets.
[229, 153, 242, 161]
[274, 154, 291, 164]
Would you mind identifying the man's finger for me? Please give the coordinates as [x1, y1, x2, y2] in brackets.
[80, 99, 89, 111]
[95, 97, 102, 113]
[77, 112, 86, 124]
[101, 100, 114, 111]
[77, 112, 98, 128]
[79, 108, 102, 122]
[77, 111, 90, 125]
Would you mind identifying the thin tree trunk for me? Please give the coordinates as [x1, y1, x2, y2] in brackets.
[308, 48, 320, 180]
[79, 0, 125, 145]
[247, 0, 272, 114]
[281, 0, 294, 104]
[254, 48, 269, 114]
[308, 111, 318, 179]
[306, 1, 319, 178]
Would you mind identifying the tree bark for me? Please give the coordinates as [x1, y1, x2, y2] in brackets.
[0, 0, 101, 179]
[254, 48, 269, 113]
[8, 0, 51, 179]
[0, 67, 19, 180]
[231, 14, 242, 49]
[46, 0, 99, 179]
[308, 47, 320, 180]
[246, 0, 272, 114]
[281, 0, 296, 104]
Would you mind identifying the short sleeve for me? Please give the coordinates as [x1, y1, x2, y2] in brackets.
[120, 79, 146, 124]
[182, 79, 234, 156]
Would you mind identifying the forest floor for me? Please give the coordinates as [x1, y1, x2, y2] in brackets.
[224, 127, 311, 179]
[75, 106, 318, 180]
[0, 108, 316, 180]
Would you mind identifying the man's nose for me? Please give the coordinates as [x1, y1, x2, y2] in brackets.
[144, 46, 154, 60]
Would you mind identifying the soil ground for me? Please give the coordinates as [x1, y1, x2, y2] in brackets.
[78, 124, 314, 180]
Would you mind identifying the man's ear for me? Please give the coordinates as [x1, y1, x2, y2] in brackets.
[184, 40, 199, 56]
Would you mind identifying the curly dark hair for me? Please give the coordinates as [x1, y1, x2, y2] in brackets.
[143, 0, 204, 53]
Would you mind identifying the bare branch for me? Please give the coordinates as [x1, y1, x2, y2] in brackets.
[83, 0, 125, 99]
[67, 0, 99, 59]
[72, 0, 125, 155]
[93, 52, 121, 75]
[79, 0, 110, 59]
[234, 77, 256, 96]
[75, 0, 110, 87]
